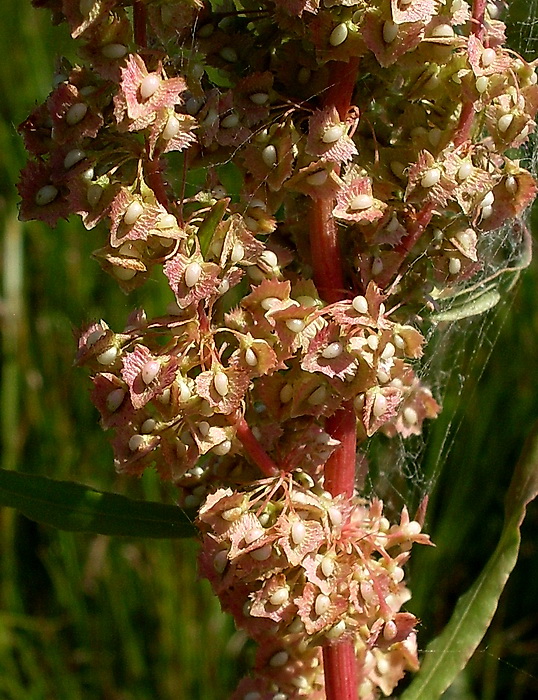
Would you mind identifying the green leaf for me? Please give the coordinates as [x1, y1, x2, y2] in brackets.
[401, 423, 538, 700]
[198, 197, 229, 257]
[0, 468, 197, 539]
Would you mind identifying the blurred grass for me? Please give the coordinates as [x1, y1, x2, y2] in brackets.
[1, 1, 538, 699]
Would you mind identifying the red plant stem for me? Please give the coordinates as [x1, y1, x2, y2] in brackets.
[231, 415, 280, 478]
[310, 59, 360, 700]
[133, 1, 148, 48]
[144, 153, 171, 209]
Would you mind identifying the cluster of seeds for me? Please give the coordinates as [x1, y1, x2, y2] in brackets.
[198, 477, 428, 699]
[18, 0, 538, 697]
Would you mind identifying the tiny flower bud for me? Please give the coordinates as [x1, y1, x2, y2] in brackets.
[124, 201, 144, 225]
[481, 191, 495, 208]
[198, 421, 210, 437]
[322, 124, 344, 143]
[66, 103, 88, 126]
[35, 185, 58, 206]
[140, 74, 160, 100]
[404, 520, 422, 537]
[328, 507, 343, 526]
[259, 250, 278, 268]
[481, 47, 496, 67]
[97, 347, 118, 365]
[381, 342, 395, 360]
[505, 175, 518, 193]
[321, 556, 335, 578]
[326, 620, 346, 639]
[184, 262, 202, 287]
[329, 23, 348, 47]
[383, 620, 398, 641]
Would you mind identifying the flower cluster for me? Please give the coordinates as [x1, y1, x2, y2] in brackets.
[18, 0, 537, 697]
[198, 476, 428, 699]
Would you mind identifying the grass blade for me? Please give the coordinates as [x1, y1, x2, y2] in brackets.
[0, 468, 197, 539]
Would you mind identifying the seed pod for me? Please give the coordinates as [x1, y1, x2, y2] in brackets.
[140, 74, 160, 100]
[35, 185, 58, 206]
[329, 23, 348, 47]
[322, 124, 344, 143]
[262, 144, 277, 167]
[66, 103, 88, 125]
[322, 342, 343, 359]
[63, 149, 86, 170]
[184, 261, 202, 287]
[213, 371, 229, 397]
[124, 201, 144, 225]
[163, 114, 180, 140]
[352, 295, 369, 314]
[141, 360, 160, 385]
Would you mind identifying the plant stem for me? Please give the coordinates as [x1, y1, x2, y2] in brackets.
[231, 415, 280, 478]
[310, 59, 360, 700]
[133, 1, 148, 48]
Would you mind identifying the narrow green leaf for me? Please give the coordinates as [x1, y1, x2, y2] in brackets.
[0, 468, 197, 539]
[401, 424, 538, 700]
[431, 289, 501, 322]
[198, 197, 229, 257]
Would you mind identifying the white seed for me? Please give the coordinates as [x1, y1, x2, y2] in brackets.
[219, 46, 238, 62]
[505, 175, 518, 193]
[141, 418, 156, 434]
[249, 92, 269, 105]
[431, 23, 454, 38]
[217, 279, 230, 295]
[390, 160, 406, 179]
[481, 191, 495, 208]
[403, 406, 418, 425]
[481, 204, 493, 219]
[106, 388, 125, 412]
[245, 347, 258, 367]
[81, 167, 94, 182]
[124, 201, 144, 225]
[329, 506, 343, 526]
[198, 421, 210, 437]
[280, 383, 293, 403]
[221, 112, 239, 128]
[379, 342, 395, 361]
[87, 183, 103, 206]
[162, 114, 180, 140]
[367, 335, 379, 351]
[456, 228, 475, 248]
[352, 295, 369, 314]
[139, 74, 160, 100]
[128, 434, 145, 451]
[96, 347, 117, 365]
[291, 521, 306, 545]
[244, 693, 262, 700]
[383, 620, 398, 641]
[269, 651, 289, 668]
[191, 62, 204, 80]
[184, 261, 202, 287]
[213, 550, 228, 574]
[421, 168, 441, 188]
[231, 241, 245, 263]
[322, 342, 343, 359]
[308, 385, 327, 406]
[262, 144, 277, 168]
[102, 43, 127, 59]
[251, 544, 272, 560]
[321, 556, 335, 578]
[261, 297, 282, 311]
[222, 507, 242, 522]
[141, 360, 160, 385]
[63, 148, 86, 170]
[404, 520, 422, 537]
[66, 102, 88, 125]
[327, 620, 346, 639]
[372, 257, 383, 276]
[270, 588, 289, 606]
[373, 393, 387, 418]
[213, 439, 232, 456]
[35, 185, 58, 206]
[481, 47, 496, 67]
[315, 594, 331, 617]
[457, 161, 473, 181]
[475, 76, 489, 93]
[116, 267, 137, 283]
[349, 194, 373, 211]
[86, 327, 106, 347]
[329, 22, 348, 47]
[322, 124, 344, 144]
[214, 371, 229, 397]
[487, 1, 499, 17]
[497, 113, 514, 133]
[449, 257, 462, 275]
[383, 20, 398, 43]
[260, 250, 278, 268]
[186, 96, 204, 115]
[158, 388, 171, 405]
[285, 318, 305, 333]
[306, 170, 328, 186]
[178, 382, 191, 402]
